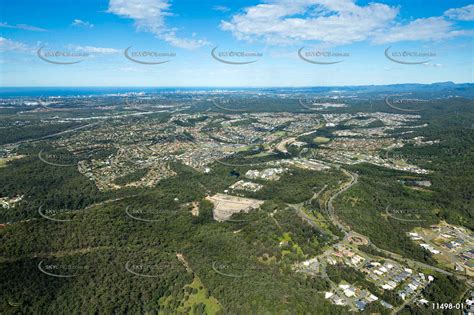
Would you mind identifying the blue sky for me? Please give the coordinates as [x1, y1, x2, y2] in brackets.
[0, 0, 473, 87]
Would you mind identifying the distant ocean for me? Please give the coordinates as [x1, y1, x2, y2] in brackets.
[0, 87, 226, 97]
[0, 86, 340, 97]
[1, 83, 472, 98]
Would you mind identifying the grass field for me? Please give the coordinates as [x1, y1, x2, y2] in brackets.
[0, 156, 24, 168]
[244, 151, 274, 158]
[314, 137, 330, 144]
[179, 276, 222, 314]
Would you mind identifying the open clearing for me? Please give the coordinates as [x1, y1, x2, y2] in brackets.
[207, 193, 264, 222]
[314, 136, 330, 143]
[0, 155, 24, 168]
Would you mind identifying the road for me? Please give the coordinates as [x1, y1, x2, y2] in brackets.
[288, 169, 358, 241]
[5, 122, 99, 147]
[322, 168, 459, 278]
[324, 169, 358, 234]
[391, 289, 423, 315]
[275, 137, 295, 154]
[289, 185, 339, 240]
[294, 164, 472, 312]
[273, 123, 322, 154]
[4, 108, 169, 147]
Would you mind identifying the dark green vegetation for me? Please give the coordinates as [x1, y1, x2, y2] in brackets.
[0, 120, 82, 145]
[399, 274, 467, 315]
[334, 164, 439, 265]
[231, 168, 343, 204]
[332, 98, 474, 264]
[0, 91, 473, 314]
[391, 116, 474, 230]
[0, 144, 129, 223]
[0, 143, 344, 314]
[0, 169, 344, 314]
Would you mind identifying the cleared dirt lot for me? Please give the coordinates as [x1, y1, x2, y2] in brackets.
[206, 193, 264, 222]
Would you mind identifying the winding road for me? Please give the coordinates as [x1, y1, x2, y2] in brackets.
[291, 161, 472, 313]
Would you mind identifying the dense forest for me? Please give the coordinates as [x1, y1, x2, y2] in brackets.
[1, 142, 346, 313]
[0, 95, 472, 313]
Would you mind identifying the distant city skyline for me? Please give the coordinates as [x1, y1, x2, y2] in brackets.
[1, 0, 473, 87]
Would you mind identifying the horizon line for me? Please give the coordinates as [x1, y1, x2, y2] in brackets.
[1, 81, 472, 89]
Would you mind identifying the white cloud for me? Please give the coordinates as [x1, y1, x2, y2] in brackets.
[220, 0, 398, 45]
[0, 37, 28, 51]
[372, 17, 468, 44]
[221, 0, 472, 45]
[72, 19, 94, 28]
[445, 5, 474, 21]
[108, 0, 208, 49]
[423, 63, 442, 67]
[68, 45, 119, 54]
[213, 5, 230, 12]
[160, 31, 210, 49]
[0, 22, 46, 32]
